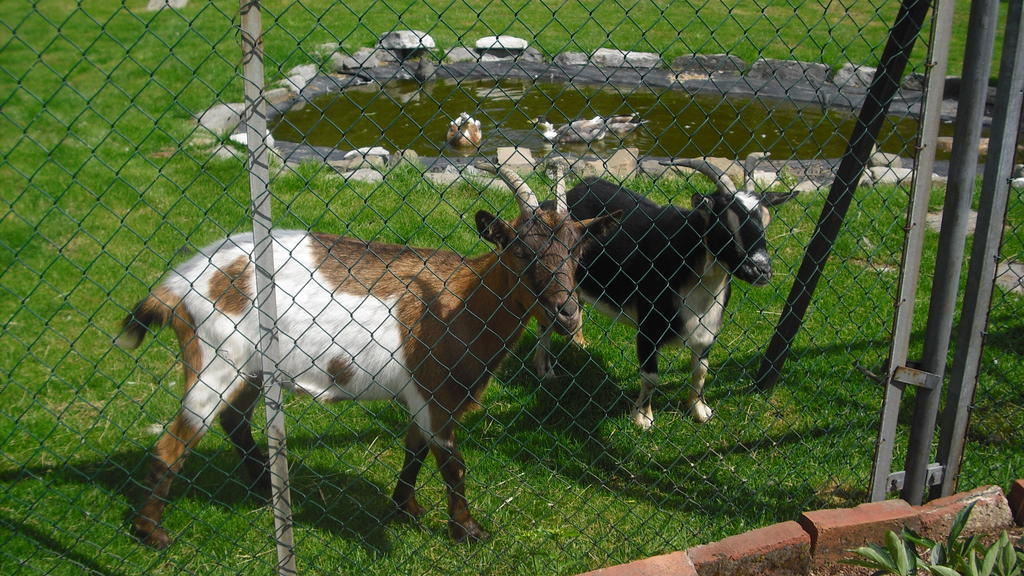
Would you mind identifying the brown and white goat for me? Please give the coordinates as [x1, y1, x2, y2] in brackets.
[117, 165, 617, 547]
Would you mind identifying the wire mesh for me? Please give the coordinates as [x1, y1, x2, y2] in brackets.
[0, 1, 1020, 575]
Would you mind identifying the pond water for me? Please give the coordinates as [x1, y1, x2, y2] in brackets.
[271, 78, 934, 159]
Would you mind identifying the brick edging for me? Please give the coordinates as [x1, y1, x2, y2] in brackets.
[577, 481, 1024, 576]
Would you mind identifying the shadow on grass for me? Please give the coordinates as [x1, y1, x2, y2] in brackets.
[0, 419, 423, 560]
[0, 511, 129, 576]
[477, 330, 892, 530]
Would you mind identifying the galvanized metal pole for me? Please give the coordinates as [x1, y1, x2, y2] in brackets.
[239, 1, 297, 574]
[935, 0, 1024, 499]
[755, 0, 932, 390]
[869, 0, 956, 502]
[901, 0, 1000, 506]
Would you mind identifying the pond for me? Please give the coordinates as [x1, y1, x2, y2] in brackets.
[271, 77, 935, 160]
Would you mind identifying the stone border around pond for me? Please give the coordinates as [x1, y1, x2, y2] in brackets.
[194, 31, 985, 192]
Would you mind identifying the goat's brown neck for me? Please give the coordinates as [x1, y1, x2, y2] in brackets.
[452, 251, 531, 353]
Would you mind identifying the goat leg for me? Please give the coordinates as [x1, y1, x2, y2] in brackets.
[392, 427, 429, 520]
[430, 428, 489, 542]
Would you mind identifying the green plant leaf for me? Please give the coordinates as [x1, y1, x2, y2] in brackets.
[845, 543, 900, 573]
[890, 530, 915, 576]
[927, 565, 965, 576]
[906, 527, 938, 549]
[949, 502, 977, 547]
[966, 551, 982, 576]
[994, 532, 1016, 576]
[982, 539, 1001, 576]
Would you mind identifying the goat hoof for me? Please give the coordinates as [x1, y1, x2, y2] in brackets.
[630, 409, 654, 430]
[392, 498, 426, 523]
[449, 519, 490, 542]
[133, 522, 172, 549]
[691, 402, 713, 423]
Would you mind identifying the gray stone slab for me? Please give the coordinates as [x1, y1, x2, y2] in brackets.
[592, 48, 662, 68]
[748, 58, 831, 87]
[671, 54, 746, 77]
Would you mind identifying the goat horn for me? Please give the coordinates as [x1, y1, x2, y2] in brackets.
[744, 152, 770, 194]
[475, 161, 539, 216]
[660, 158, 738, 196]
[549, 159, 569, 215]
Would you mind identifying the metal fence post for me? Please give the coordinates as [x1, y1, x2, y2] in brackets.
[935, 0, 1024, 499]
[869, 0, 956, 503]
[901, 0, 1000, 506]
[240, 1, 298, 574]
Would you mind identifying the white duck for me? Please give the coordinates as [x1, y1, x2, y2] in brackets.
[446, 112, 482, 148]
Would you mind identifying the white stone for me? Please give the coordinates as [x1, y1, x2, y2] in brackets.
[605, 148, 639, 177]
[555, 52, 589, 67]
[833, 63, 876, 89]
[475, 35, 528, 50]
[752, 170, 782, 189]
[995, 260, 1024, 295]
[592, 48, 662, 68]
[278, 74, 309, 93]
[146, 0, 187, 11]
[1011, 177, 1024, 189]
[265, 87, 293, 106]
[342, 168, 384, 183]
[314, 42, 340, 56]
[379, 30, 435, 51]
[868, 166, 915, 185]
[793, 180, 821, 194]
[869, 151, 903, 169]
[228, 131, 275, 148]
[287, 64, 318, 83]
[197, 103, 243, 137]
[444, 47, 478, 63]
[344, 146, 390, 159]
[496, 147, 535, 169]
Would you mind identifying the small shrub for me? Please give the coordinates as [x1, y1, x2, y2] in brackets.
[843, 502, 1024, 576]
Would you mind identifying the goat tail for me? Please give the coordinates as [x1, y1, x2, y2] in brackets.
[115, 287, 180, 349]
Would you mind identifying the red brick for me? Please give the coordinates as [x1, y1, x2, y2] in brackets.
[917, 485, 1014, 540]
[799, 499, 918, 566]
[576, 551, 696, 576]
[1009, 480, 1024, 526]
[577, 545, 696, 573]
[688, 521, 810, 576]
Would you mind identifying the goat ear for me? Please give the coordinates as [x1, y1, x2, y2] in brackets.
[577, 210, 621, 241]
[476, 210, 515, 247]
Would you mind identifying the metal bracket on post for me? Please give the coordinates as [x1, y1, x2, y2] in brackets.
[886, 463, 945, 494]
[891, 366, 942, 391]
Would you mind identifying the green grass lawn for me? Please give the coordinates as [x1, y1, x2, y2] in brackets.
[1, 1, 1021, 575]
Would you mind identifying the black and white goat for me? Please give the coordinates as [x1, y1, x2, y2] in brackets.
[116, 164, 617, 547]
[535, 158, 794, 428]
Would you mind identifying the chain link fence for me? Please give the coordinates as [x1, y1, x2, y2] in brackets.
[1, 1, 1021, 575]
